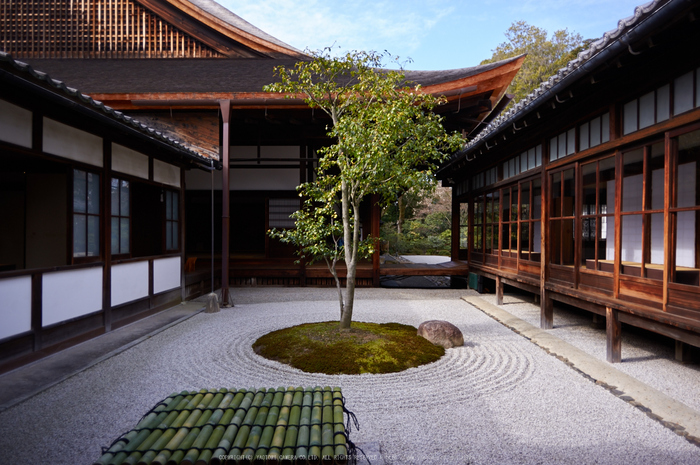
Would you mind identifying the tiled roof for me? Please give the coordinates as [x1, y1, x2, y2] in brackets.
[95, 387, 351, 465]
[458, 0, 666, 155]
[0, 51, 210, 164]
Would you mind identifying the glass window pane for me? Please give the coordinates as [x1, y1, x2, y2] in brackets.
[492, 190, 500, 222]
[165, 192, 172, 220]
[674, 71, 694, 115]
[521, 183, 531, 220]
[623, 100, 638, 135]
[650, 143, 665, 210]
[639, 91, 655, 129]
[582, 217, 596, 265]
[599, 157, 616, 215]
[550, 172, 562, 217]
[503, 161, 509, 179]
[601, 113, 610, 143]
[562, 169, 575, 216]
[550, 220, 561, 265]
[501, 191, 509, 224]
[528, 148, 536, 169]
[622, 149, 644, 212]
[533, 179, 542, 220]
[120, 218, 129, 253]
[74, 214, 86, 257]
[582, 163, 596, 216]
[621, 214, 643, 264]
[677, 129, 700, 208]
[459, 203, 469, 249]
[580, 122, 589, 151]
[88, 215, 100, 256]
[650, 213, 664, 266]
[558, 133, 567, 158]
[567, 128, 576, 155]
[172, 193, 179, 221]
[111, 217, 119, 254]
[111, 178, 119, 215]
[520, 222, 530, 259]
[550, 137, 557, 160]
[74, 170, 86, 213]
[590, 118, 601, 147]
[521, 153, 527, 173]
[656, 84, 670, 122]
[536, 145, 542, 166]
[675, 211, 697, 271]
[87, 172, 99, 215]
[166, 223, 172, 250]
[120, 180, 129, 217]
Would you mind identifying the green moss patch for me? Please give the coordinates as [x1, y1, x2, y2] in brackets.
[253, 321, 445, 375]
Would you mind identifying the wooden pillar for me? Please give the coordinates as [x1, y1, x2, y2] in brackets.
[495, 276, 504, 305]
[219, 100, 232, 306]
[451, 193, 460, 260]
[675, 341, 693, 363]
[606, 306, 622, 363]
[102, 139, 112, 331]
[540, 291, 553, 329]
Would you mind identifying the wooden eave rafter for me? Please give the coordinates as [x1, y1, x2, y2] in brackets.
[424, 55, 525, 113]
[137, 0, 306, 58]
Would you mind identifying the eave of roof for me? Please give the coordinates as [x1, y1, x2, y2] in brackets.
[143, 0, 307, 59]
[440, 0, 687, 176]
[0, 52, 214, 169]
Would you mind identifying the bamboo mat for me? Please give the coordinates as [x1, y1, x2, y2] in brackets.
[95, 387, 352, 465]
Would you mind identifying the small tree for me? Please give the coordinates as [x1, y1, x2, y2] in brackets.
[265, 49, 463, 328]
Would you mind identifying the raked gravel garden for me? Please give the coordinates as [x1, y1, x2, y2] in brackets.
[0, 287, 698, 464]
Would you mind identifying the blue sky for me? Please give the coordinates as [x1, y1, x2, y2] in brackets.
[220, 0, 647, 70]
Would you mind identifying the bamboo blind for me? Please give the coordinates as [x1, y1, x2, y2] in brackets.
[0, 0, 225, 58]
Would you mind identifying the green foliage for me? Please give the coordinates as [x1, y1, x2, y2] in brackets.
[482, 21, 584, 105]
[265, 48, 463, 327]
[252, 321, 445, 375]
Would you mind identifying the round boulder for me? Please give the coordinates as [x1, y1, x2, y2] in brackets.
[417, 320, 464, 349]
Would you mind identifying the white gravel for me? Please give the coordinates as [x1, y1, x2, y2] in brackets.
[0, 287, 698, 465]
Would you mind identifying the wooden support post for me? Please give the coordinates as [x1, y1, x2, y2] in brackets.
[496, 276, 504, 306]
[675, 341, 693, 363]
[540, 290, 553, 330]
[606, 306, 622, 363]
[219, 100, 232, 307]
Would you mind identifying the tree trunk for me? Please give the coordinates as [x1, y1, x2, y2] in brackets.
[339, 185, 359, 329]
[397, 195, 404, 235]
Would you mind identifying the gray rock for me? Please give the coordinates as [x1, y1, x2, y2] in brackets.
[417, 320, 464, 348]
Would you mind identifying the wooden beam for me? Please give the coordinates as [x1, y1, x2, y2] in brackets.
[541, 291, 553, 330]
[606, 306, 622, 363]
[496, 275, 504, 305]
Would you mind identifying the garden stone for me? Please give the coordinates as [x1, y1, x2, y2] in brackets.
[417, 320, 464, 348]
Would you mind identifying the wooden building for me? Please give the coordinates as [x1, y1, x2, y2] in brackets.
[1, 0, 524, 293]
[437, 0, 700, 362]
[0, 51, 212, 373]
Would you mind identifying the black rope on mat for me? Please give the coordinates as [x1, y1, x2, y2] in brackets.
[340, 396, 368, 465]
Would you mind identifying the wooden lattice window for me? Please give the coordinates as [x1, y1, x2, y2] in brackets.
[0, 0, 225, 58]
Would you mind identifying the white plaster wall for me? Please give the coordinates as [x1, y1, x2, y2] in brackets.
[112, 143, 149, 179]
[43, 118, 103, 167]
[42, 267, 103, 327]
[185, 168, 221, 190]
[111, 261, 149, 307]
[153, 256, 181, 294]
[231, 168, 299, 190]
[0, 276, 32, 340]
[0, 99, 32, 148]
[154, 159, 181, 187]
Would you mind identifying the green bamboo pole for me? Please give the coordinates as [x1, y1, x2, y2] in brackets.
[295, 388, 313, 463]
[114, 392, 195, 465]
[179, 390, 227, 465]
[308, 388, 323, 465]
[207, 389, 250, 465]
[252, 388, 284, 464]
[94, 392, 186, 465]
[267, 387, 295, 464]
[139, 391, 227, 465]
[193, 389, 238, 465]
[280, 388, 303, 465]
[226, 389, 266, 462]
[321, 388, 334, 463]
[332, 389, 347, 464]
[241, 389, 275, 463]
[152, 390, 235, 465]
[163, 390, 216, 465]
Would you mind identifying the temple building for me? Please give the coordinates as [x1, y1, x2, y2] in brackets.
[438, 0, 700, 362]
[0, 0, 521, 371]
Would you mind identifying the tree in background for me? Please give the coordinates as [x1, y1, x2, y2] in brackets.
[482, 21, 585, 105]
[266, 49, 463, 329]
